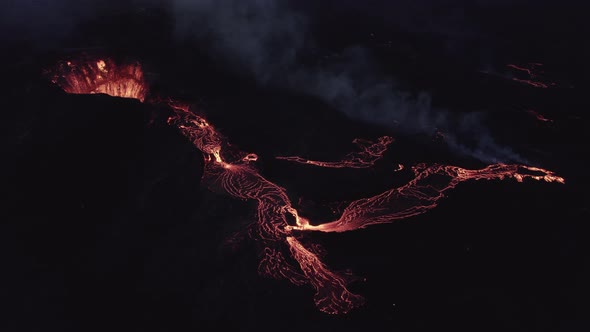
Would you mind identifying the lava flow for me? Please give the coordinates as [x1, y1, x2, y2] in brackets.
[277, 136, 394, 168]
[288, 163, 564, 233]
[48, 57, 565, 315]
[526, 109, 554, 123]
[167, 105, 364, 314]
[507, 63, 556, 88]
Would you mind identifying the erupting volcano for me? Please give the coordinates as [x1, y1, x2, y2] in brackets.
[47, 57, 148, 102]
[47, 57, 565, 315]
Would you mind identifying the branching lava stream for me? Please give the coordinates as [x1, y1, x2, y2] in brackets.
[48, 58, 565, 315]
[276, 136, 394, 168]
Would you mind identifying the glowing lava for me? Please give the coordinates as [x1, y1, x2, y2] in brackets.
[277, 136, 393, 168]
[48, 57, 565, 315]
[507, 63, 556, 88]
[288, 163, 564, 233]
[47, 58, 148, 102]
[526, 109, 554, 123]
[166, 105, 365, 313]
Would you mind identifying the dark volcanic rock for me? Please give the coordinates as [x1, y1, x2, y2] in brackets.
[2, 76, 212, 331]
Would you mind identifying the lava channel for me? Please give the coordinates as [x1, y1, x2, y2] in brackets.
[47, 57, 565, 315]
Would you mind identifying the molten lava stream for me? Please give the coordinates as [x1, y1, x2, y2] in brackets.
[167, 108, 366, 314]
[48, 57, 565, 315]
[526, 109, 554, 123]
[276, 136, 394, 168]
[507, 63, 556, 88]
[288, 163, 564, 233]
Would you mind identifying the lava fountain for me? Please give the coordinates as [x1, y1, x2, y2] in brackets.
[47, 57, 565, 315]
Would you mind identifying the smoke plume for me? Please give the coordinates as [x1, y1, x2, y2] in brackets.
[172, 0, 525, 163]
[1, 0, 538, 163]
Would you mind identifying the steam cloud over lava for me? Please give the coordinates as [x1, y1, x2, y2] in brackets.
[47, 57, 565, 314]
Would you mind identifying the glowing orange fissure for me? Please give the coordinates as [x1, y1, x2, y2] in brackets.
[49, 58, 565, 315]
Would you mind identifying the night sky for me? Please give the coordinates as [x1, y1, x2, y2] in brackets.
[2, 1, 588, 331]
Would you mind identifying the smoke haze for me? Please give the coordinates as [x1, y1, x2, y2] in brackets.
[4, 0, 565, 162]
[171, 0, 526, 163]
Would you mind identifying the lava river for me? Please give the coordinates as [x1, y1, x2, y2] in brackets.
[47, 57, 565, 315]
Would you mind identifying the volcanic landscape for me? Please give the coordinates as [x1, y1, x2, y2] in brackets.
[2, 1, 588, 331]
